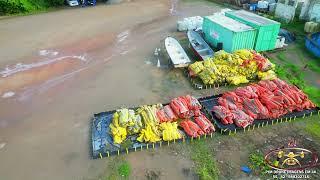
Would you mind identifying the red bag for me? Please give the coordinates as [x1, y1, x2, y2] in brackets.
[170, 98, 189, 118]
[231, 109, 254, 128]
[218, 98, 238, 110]
[180, 120, 204, 138]
[194, 113, 215, 133]
[156, 109, 169, 123]
[163, 105, 178, 121]
[212, 106, 233, 124]
[184, 95, 202, 112]
[258, 80, 278, 92]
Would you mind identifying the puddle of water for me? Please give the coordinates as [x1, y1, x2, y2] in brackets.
[0, 56, 86, 96]
[0, 143, 6, 150]
[39, 50, 59, 57]
[0, 55, 87, 78]
[2, 91, 15, 98]
[117, 30, 130, 43]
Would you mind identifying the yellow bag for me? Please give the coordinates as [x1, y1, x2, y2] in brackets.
[160, 122, 181, 141]
[110, 123, 127, 144]
[226, 76, 249, 85]
[258, 70, 277, 80]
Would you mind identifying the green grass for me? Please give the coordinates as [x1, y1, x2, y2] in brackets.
[248, 152, 270, 176]
[276, 51, 288, 62]
[104, 157, 132, 180]
[0, 0, 64, 16]
[190, 140, 219, 180]
[118, 162, 131, 178]
[307, 61, 320, 74]
[280, 19, 306, 37]
[305, 117, 320, 139]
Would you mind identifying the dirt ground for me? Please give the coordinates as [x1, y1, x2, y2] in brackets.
[0, 0, 221, 180]
[1, 0, 319, 180]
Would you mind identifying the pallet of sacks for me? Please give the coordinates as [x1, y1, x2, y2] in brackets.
[91, 95, 215, 158]
[187, 49, 277, 89]
[199, 79, 319, 134]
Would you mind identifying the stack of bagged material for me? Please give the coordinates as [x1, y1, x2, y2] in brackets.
[212, 79, 316, 128]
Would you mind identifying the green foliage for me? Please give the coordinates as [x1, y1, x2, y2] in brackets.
[0, 0, 27, 15]
[0, 0, 64, 15]
[249, 152, 270, 175]
[307, 61, 320, 74]
[104, 157, 131, 180]
[280, 19, 306, 37]
[191, 140, 219, 180]
[305, 118, 320, 139]
[118, 162, 131, 178]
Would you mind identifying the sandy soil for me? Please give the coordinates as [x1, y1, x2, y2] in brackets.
[0, 1, 222, 180]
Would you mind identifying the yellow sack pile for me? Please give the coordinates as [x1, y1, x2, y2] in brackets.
[109, 111, 128, 144]
[160, 122, 182, 141]
[189, 61, 204, 74]
[136, 104, 162, 143]
[226, 76, 249, 86]
[109, 108, 143, 144]
[258, 70, 277, 80]
[127, 114, 143, 135]
[188, 49, 276, 86]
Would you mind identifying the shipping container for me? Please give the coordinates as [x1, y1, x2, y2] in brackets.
[202, 14, 256, 53]
[225, 10, 280, 52]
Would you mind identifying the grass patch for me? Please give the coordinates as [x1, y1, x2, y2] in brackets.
[280, 19, 306, 37]
[276, 51, 288, 62]
[249, 152, 271, 176]
[104, 157, 131, 180]
[305, 117, 320, 139]
[118, 162, 131, 178]
[307, 61, 320, 74]
[190, 140, 219, 180]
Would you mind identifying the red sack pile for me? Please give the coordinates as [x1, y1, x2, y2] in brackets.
[252, 52, 273, 71]
[156, 105, 178, 123]
[194, 113, 216, 133]
[168, 95, 216, 137]
[170, 95, 202, 119]
[179, 120, 205, 138]
[212, 79, 316, 128]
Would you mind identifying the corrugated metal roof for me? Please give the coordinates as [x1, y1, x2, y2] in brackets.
[206, 14, 254, 32]
[229, 10, 280, 26]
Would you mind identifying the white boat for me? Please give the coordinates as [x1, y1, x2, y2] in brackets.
[165, 37, 191, 68]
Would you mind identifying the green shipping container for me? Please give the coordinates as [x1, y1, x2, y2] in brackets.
[225, 10, 281, 52]
[202, 15, 256, 53]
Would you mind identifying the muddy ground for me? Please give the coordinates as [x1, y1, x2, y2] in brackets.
[0, 0, 319, 180]
[0, 0, 220, 180]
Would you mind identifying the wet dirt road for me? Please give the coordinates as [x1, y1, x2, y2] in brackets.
[0, 1, 221, 179]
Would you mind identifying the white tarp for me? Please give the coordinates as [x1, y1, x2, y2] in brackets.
[177, 9, 232, 32]
[177, 16, 203, 32]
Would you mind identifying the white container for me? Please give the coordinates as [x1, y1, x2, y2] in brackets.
[257, 1, 269, 9]
[275, 36, 286, 49]
[177, 16, 203, 31]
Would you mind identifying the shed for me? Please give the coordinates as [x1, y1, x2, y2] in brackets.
[202, 14, 257, 53]
[225, 10, 281, 51]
